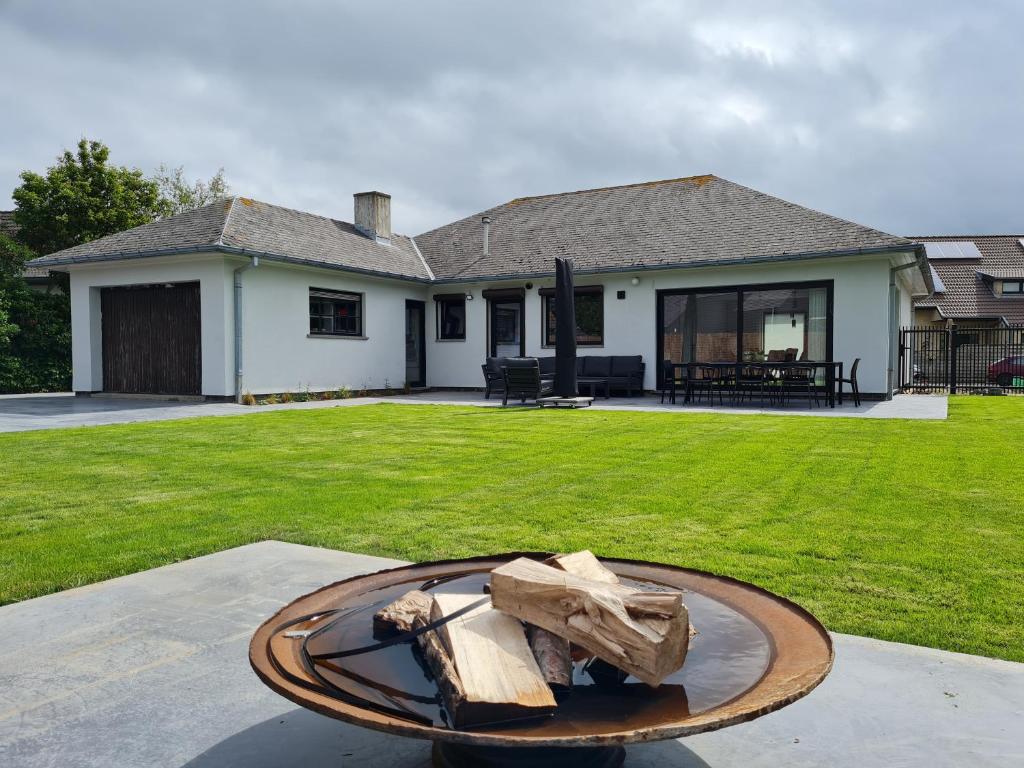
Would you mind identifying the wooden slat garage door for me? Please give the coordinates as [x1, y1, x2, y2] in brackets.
[101, 282, 202, 395]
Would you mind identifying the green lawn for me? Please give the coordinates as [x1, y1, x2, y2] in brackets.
[1, 397, 1021, 661]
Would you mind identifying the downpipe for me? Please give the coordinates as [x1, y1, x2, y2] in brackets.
[233, 256, 259, 402]
[889, 257, 924, 399]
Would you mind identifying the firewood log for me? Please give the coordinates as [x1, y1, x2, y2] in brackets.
[490, 557, 689, 686]
[430, 593, 557, 727]
[373, 590, 466, 726]
[526, 625, 572, 694]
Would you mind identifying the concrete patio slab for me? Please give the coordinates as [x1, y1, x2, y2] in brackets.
[0, 390, 947, 432]
[1, 541, 1018, 768]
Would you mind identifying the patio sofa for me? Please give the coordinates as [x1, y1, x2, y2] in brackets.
[483, 355, 645, 397]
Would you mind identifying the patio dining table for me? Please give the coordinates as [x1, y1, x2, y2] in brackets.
[667, 361, 845, 408]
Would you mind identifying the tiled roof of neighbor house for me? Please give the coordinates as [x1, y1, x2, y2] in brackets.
[27, 198, 432, 281]
[913, 235, 1024, 324]
[0, 210, 50, 280]
[414, 175, 916, 281]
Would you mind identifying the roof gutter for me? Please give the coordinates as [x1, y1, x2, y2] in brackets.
[28, 244, 435, 284]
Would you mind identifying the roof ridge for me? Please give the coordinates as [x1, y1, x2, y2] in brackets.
[216, 196, 237, 246]
[505, 174, 716, 206]
[719, 178, 912, 246]
[907, 234, 1024, 239]
[219, 195, 414, 241]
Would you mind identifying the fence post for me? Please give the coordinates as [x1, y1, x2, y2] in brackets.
[948, 325, 957, 395]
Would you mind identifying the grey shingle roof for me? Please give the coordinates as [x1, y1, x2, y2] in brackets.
[28, 177, 920, 285]
[414, 175, 915, 281]
[913, 236, 1024, 324]
[1, 210, 49, 280]
[27, 198, 432, 281]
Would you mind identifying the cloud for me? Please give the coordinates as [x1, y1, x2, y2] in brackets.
[1, 0, 1021, 236]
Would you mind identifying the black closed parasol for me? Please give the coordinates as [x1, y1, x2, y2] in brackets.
[554, 257, 578, 397]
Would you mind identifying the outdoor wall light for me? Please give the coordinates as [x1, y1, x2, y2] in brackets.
[630, 276, 640, 286]
[465, 291, 474, 301]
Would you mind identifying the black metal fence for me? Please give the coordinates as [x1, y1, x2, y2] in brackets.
[899, 325, 1024, 393]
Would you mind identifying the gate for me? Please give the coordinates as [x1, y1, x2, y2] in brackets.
[899, 325, 1024, 393]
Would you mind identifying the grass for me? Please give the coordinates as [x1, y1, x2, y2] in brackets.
[0, 397, 1021, 661]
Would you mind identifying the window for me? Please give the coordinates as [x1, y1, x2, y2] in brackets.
[658, 281, 833, 383]
[1003, 280, 1024, 294]
[309, 288, 363, 337]
[434, 295, 466, 340]
[541, 286, 604, 346]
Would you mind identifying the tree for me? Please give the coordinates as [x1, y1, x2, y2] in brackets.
[12, 139, 164, 256]
[0, 234, 71, 392]
[152, 164, 230, 217]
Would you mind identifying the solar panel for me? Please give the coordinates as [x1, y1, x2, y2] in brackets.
[923, 241, 982, 259]
[929, 265, 946, 293]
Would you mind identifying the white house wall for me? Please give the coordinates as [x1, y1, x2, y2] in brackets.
[428, 254, 910, 395]
[237, 260, 428, 394]
[67, 253, 234, 396]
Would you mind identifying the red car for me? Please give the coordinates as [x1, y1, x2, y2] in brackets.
[987, 356, 1024, 386]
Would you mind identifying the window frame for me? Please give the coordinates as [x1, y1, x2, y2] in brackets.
[308, 287, 365, 338]
[540, 285, 605, 347]
[1002, 280, 1024, 295]
[655, 280, 834, 386]
[434, 294, 467, 341]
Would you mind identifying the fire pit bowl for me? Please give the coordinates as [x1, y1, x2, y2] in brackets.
[250, 553, 833, 767]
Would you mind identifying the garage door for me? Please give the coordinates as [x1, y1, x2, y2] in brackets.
[101, 282, 202, 395]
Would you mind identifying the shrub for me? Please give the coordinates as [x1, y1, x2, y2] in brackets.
[241, 391, 257, 406]
[263, 394, 279, 405]
[337, 386, 352, 399]
[319, 390, 333, 401]
[280, 391, 293, 404]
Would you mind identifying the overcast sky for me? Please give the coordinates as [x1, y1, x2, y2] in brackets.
[1, 0, 1021, 237]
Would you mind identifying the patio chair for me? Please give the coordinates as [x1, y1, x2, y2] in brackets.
[501, 358, 554, 406]
[481, 357, 507, 399]
[736, 364, 774, 405]
[780, 366, 819, 408]
[693, 366, 728, 406]
[658, 360, 686, 404]
[838, 358, 861, 407]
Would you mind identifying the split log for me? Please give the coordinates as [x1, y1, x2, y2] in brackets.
[548, 550, 619, 584]
[373, 590, 467, 725]
[490, 557, 689, 686]
[431, 593, 557, 727]
[373, 589, 433, 636]
[526, 625, 572, 694]
[552, 550, 698, 639]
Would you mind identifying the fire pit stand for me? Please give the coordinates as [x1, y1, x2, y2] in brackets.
[250, 554, 833, 768]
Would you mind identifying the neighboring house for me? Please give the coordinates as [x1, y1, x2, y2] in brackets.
[911, 236, 1024, 328]
[0, 209, 55, 292]
[28, 175, 930, 400]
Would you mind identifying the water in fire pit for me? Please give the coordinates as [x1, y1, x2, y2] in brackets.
[300, 570, 771, 735]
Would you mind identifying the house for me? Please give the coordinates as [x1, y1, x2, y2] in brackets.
[0, 210, 54, 292]
[911, 236, 1024, 328]
[1, 210, 54, 291]
[27, 175, 931, 400]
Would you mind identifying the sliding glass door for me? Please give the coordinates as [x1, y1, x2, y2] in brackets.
[658, 281, 833, 378]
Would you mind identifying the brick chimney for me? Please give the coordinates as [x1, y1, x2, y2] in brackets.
[353, 191, 391, 243]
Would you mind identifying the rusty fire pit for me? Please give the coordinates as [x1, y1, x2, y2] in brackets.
[250, 553, 833, 767]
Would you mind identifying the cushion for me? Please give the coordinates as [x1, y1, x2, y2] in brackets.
[503, 357, 539, 370]
[611, 355, 642, 376]
[576, 358, 586, 376]
[485, 357, 504, 373]
[583, 356, 611, 377]
[538, 357, 557, 375]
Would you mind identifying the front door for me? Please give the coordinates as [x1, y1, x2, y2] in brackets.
[489, 299, 524, 357]
[405, 300, 426, 388]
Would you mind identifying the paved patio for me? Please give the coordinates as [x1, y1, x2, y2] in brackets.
[0, 390, 948, 432]
[1, 541, 1019, 767]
